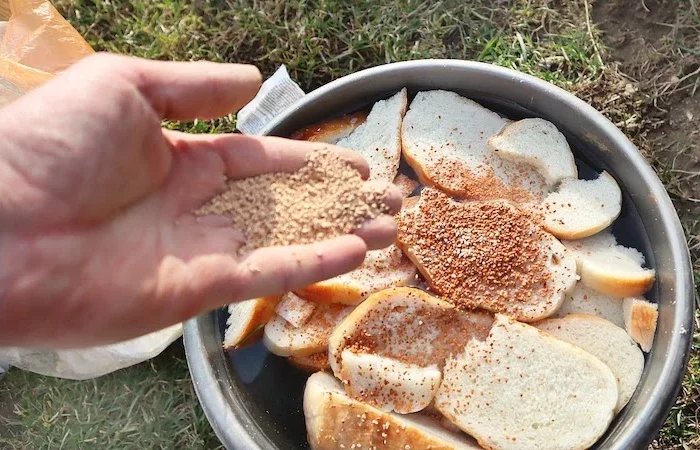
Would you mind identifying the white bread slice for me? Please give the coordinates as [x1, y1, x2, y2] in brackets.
[555, 282, 625, 328]
[329, 287, 493, 375]
[435, 314, 618, 450]
[397, 189, 577, 322]
[394, 173, 420, 197]
[562, 231, 655, 298]
[290, 111, 368, 143]
[401, 90, 548, 204]
[487, 118, 577, 186]
[623, 298, 658, 352]
[540, 171, 622, 239]
[339, 350, 442, 414]
[263, 303, 354, 357]
[328, 287, 492, 413]
[537, 314, 644, 413]
[288, 352, 330, 373]
[223, 296, 281, 350]
[335, 88, 408, 181]
[422, 403, 466, 435]
[275, 292, 316, 328]
[304, 371, 483, 450]
[294, 245, 417, 305]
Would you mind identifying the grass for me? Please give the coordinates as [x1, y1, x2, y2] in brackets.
[0, 0, 698, 449]
[0, 342, 221, 449]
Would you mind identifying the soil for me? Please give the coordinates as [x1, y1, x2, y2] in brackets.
[592, 2, 699, 448]
[593, 0, 700, 205]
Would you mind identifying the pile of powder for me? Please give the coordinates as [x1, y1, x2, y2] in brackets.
[396, 188, 564, 319]
[194, 149, 390, 254]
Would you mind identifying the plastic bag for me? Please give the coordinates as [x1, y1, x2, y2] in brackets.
[0, 0, 183, 379]
[236, 65, 306, 135]
[0, 0, 92, 107]
[0, 325, 183, 380]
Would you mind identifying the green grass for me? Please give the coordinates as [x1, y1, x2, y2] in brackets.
[1, 0, 698, 449]
[0, 342, 221, 450]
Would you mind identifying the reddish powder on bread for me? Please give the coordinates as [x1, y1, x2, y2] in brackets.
[396, 189, 560, 317]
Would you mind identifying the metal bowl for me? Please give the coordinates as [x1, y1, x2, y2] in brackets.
[184, 60, 695, 450]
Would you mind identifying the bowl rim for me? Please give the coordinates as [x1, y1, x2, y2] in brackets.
[184, 59, 695, 450]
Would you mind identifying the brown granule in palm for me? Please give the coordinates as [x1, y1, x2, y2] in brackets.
[396, 188, 553, 316]
[194, 149, 390, 254]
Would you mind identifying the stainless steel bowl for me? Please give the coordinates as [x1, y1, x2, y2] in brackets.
[184, 60, 695, 450]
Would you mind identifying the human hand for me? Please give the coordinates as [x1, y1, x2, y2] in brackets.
[0, 53, 401, 348]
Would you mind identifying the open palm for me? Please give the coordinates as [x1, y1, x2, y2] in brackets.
[0, 54, 400, 348]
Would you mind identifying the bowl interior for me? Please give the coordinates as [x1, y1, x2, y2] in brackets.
[186, 62, 694, 450]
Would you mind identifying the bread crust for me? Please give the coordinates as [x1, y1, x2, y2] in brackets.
[580, 266, 655, 298]
[223, 296, 281, 350]
[263, 303, 354, 357]
[304, 372, 482, 450]
[623, 298, 658, 352]
[290, 111, 368, 143]
[288, 352, 330, 373]
[295, 245, 416, 306]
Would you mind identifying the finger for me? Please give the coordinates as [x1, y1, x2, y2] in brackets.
[163, 235, 368, 322]
[166, 132, 371, 180]
[233, 235, 368, 300]
[354, 215, 398, 250]
[158, 234, 368, 327]
[82, 53, 263, 120]
[362, 180, 404, 215]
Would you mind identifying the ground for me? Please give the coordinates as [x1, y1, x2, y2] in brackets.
[0, 0, 698, 449]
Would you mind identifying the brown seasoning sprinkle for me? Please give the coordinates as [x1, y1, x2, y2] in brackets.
[397, 189, 555, 317]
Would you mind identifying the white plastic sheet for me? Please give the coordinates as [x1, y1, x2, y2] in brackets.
[0, 325, 182, 380]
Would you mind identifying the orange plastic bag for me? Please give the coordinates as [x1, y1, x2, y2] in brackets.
[0, 0, 93, 107]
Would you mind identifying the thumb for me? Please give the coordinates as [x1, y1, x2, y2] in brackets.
[106, 53, 263, 121]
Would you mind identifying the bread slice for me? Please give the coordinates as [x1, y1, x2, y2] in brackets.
[275, 292, 316, 327]
[328, 287, 493, 413]
[304, 371, 483, 450]
[555, 282, 625, 328]
[562, 231, 655, 298]
[401, 90, 548, 204]
[294, 245, 417, 305]
[397, 189, 577, 321]
[329, 287, 493, 373]
[223, 296, 281, 350]
[422, 402, 465, 435]
[394, 173, 420, 197]
[263, 302, 354, 357]
[487, 118, 577, 186]
[288, 352, 330, 373]
[338, 350, 443, 414]
[435, 314, 618, 450]
[540, 171, 622, 239]
[623, 298, 658, 352]
[335, 88, 408, 181]
[537, 314, 644, 413]
[290, 111, 368, 143]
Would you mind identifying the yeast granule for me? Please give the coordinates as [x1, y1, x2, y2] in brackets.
[194, 149, 390, 254]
